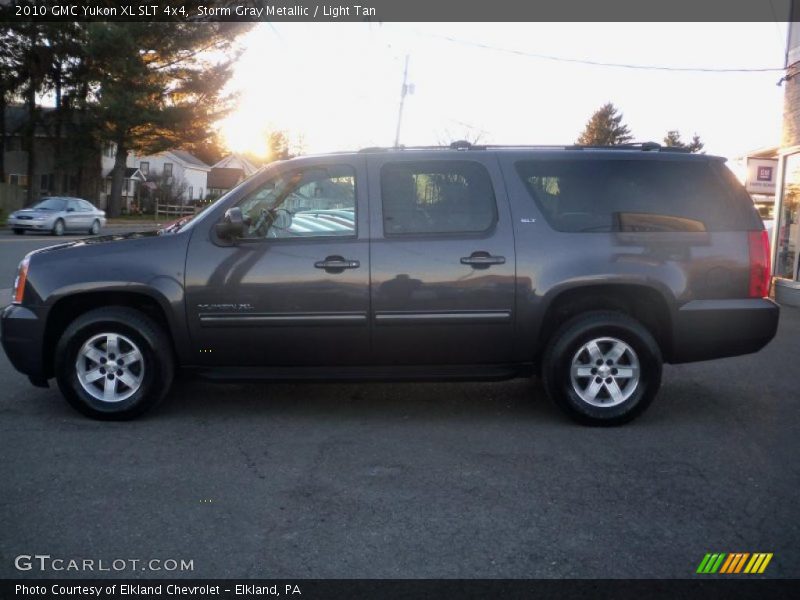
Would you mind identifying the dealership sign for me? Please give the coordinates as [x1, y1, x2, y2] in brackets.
[745, 158, 778, 195]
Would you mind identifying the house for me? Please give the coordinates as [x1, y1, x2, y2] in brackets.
[213, 154, 259, 176]
[3, 104, 212, 212]
[207, 167, 246, 198]
[132, 150, 210, 203]
[771, 18, 800, 306]
[3, 105, 102, 202]
[207, 154, 260, 197]
[100, 145, 144, 211]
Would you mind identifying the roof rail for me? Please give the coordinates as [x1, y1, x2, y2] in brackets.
[357, 141, 693, 153]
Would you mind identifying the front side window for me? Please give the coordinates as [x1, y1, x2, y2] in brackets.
[236, 164, 356, 239]
[380, 161, 497, 235]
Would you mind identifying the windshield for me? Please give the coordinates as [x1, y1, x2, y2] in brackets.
[33, 198, 67, 211]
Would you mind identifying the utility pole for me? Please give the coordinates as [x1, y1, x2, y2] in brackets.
[394, 55, 411, 148]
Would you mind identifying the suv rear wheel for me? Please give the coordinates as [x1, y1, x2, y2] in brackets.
[55, 307, 174, 420]
[542, 311, 662, 425]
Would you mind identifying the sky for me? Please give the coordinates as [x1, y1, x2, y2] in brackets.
[219, 22, 789, 164]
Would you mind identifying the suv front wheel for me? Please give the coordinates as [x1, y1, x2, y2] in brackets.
[55, 307, 174, 420]
[542, 311, 662, 425]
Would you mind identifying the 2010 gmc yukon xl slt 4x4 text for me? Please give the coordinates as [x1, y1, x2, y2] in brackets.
[1, 143, 780, 424]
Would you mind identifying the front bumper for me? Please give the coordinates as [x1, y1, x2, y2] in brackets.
[670, 298, 780, 363]
[1, 303, 47, 380]
[7, 217, 53, 231]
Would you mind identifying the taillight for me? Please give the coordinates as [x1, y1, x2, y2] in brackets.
[12, 256, 30, 304]
[747, 230, 771, 298]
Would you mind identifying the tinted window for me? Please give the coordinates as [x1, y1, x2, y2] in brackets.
[34, 198, 67, 211]
[237, 165, 356, 239]
[516, 159, 752, 233]
[381, 161, 496, 235]
[79, 200, 95, 212]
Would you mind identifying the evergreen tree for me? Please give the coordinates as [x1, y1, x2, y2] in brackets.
[576, 102, 633, 146]
[88, 22, 250, 216]
[663, 130, 705, 153]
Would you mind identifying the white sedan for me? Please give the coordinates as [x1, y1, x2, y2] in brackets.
[8, 197, 107, 236]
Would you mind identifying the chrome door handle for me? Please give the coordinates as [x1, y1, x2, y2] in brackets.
[314, 256, 361, 272]
[460, 252, 506, 268]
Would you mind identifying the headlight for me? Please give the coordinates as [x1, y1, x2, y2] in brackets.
[13, 255, 30, 304]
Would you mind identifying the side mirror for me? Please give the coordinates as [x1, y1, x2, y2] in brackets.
[215, 207, 245, 240]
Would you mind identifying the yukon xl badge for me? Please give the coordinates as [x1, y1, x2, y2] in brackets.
[197, 303, 254, 311]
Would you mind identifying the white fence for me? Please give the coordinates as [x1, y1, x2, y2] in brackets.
[154, 201, 199, 220]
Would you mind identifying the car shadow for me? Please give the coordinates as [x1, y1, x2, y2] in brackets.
[153, 376, 567, 424]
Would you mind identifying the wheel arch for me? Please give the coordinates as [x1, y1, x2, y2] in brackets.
[42, 289, 179, 378]
[537, 282, 675, 363]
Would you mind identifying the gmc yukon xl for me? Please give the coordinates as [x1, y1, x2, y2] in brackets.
[1, 143, 780, 424]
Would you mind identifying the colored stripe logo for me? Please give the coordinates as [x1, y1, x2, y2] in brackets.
[696, 552, 773, 574]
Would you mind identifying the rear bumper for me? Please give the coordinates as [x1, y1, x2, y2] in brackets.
[1, 304, 47, 380]
[670, 298, 779, 363]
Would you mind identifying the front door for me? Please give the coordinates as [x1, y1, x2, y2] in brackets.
[367, 154, 516, 365]
[185, 157, 370, 367]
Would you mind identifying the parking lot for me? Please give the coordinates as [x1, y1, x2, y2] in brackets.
[0, 227, 798, 579]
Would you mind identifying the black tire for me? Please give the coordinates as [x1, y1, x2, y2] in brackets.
[12, 228, 25, 235]
[55, 307, 175, 420]
[52, 218, 65, 236]
[542, 311, 662, 426]
[89, 219, 100, 235]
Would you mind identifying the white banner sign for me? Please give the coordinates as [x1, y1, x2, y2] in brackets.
[745, 158, 778, 195]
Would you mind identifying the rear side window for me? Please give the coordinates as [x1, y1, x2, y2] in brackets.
[515, 159, 755, 232]
[381, 161, 497, 235]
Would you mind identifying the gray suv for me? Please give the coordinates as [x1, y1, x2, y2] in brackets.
[1, 143, 779, 424]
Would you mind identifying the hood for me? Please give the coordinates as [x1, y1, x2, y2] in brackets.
[27, 230, 168, 257]
[12, 208, 52, 217]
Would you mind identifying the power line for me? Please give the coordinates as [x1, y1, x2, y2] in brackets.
[402, 28, 785, 74]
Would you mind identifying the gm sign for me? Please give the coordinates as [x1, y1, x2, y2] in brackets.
[746, 157, 778, 195]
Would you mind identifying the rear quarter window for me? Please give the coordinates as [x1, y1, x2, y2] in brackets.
[515, 158, 759, 233]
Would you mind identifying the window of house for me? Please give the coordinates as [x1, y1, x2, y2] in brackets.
[236, 165, 356, 239]
[40, 173, 55, 192]
[188, 186, 193, 201]
[380, 161, 497, 235]
[163, 163, 173, 176]
[9, 174, 28, 187]
[140, 162, 149, 176]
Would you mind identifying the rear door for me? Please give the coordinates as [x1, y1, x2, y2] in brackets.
[65, 199, 89, 231]
[367, 153, 516, 365]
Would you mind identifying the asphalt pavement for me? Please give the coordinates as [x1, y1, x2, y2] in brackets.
[0, 227, 798, 579]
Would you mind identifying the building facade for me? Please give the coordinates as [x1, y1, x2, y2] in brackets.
[773, 17, 800, 306]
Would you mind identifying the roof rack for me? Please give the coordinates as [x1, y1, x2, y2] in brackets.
[357, 141, 692, 153]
